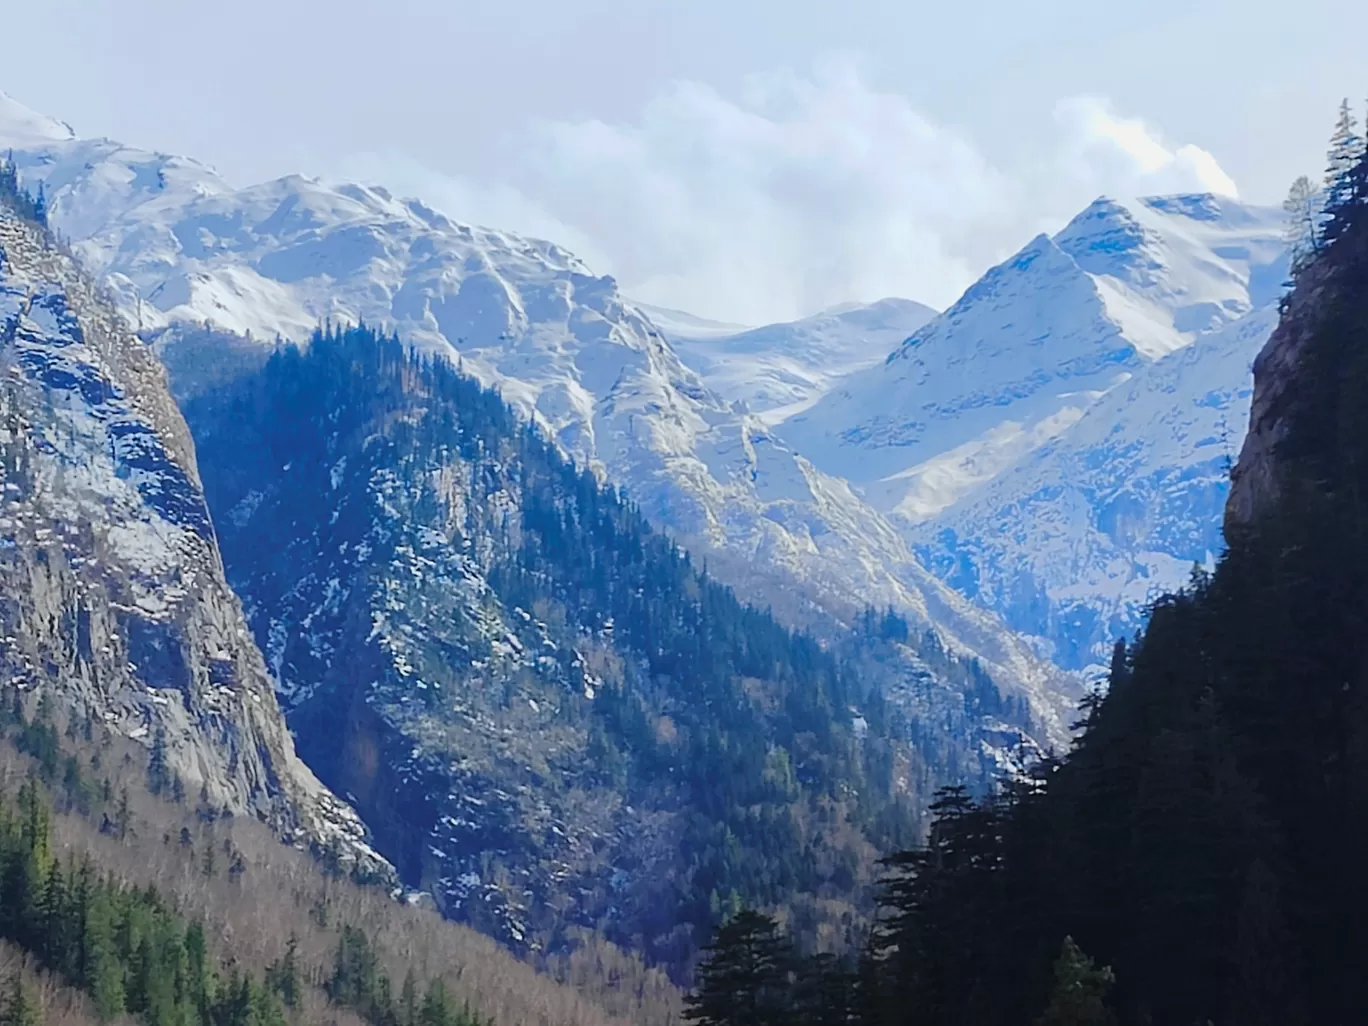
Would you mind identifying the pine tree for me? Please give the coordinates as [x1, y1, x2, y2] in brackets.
[147, 727, 169, 795]
[267, 933, 302, 1008]
[684, 910, 791, 1026]
[1283, 174, 1323, 274]
[1324, 99, 1365, 227]
[1035, 937, 1117, 1026]
[0, 975, 39, 1026]
[400, 969, 420, 1026]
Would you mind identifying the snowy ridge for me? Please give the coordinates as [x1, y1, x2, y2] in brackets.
[0, 91, 1074, 739]
[662, 297, 937, 423]
[776, 193, 1287, 668]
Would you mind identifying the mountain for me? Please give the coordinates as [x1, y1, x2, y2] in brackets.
[660, 299, 937, 422]
[779, 194, 1288, 668]
[0, 170, 372, 861]
[172, 322, 1037, 973]
[0, 91, 1072, 738]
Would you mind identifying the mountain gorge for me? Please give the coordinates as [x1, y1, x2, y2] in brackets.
[2, 79, 1315, 1007]
[675, 111, 1368, 1026]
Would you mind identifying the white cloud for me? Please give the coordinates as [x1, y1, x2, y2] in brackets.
[343, 62, 1239, 324]
[1050, 95, 1240, 201]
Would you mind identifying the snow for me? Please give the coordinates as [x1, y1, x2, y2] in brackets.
[0, 91, 75, 146]
[773, 193, 1287, 668]
[663, 297, 936, 424]
[2, 96, 1078, 738]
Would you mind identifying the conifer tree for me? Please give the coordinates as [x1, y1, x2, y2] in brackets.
[1035, 937, 1117, 1026]
[1325, 99, 1365, 220]
[0, 976, 39, 1026]
[1283, 174, 1323, 274]
[684, 910, 791, 1026]
[147, 727, 169, 795]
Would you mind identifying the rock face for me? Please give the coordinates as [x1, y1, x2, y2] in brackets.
[0, 198, 373, 859]
[1226, 259, 1336, 527]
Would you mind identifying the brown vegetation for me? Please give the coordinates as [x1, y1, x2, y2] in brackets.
[0, 698, 682, 1026]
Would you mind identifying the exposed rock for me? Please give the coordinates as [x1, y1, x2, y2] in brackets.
[0, 202, 380, 868]
[1226, 258, 1336, 527]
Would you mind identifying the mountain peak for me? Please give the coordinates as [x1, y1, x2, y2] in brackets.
[0, 90, 76, 146]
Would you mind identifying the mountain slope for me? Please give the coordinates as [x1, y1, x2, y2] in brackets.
[0, 176, 370, 857]
[911, 305, 1277, 668]
[779, 194, 1287, 667]
[175, 323, 1037, 974]
[0, 91, 1071, 737]
[662, 298, 937, 422]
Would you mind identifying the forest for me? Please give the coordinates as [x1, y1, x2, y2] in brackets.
[681, 103, 1368, 1026]
[181, 311, 1028, 971]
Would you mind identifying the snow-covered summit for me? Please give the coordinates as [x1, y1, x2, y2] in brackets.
[1, 98, 1073, 737]
[781, 195, 1285, 522]
[775, 192, 1287, 669]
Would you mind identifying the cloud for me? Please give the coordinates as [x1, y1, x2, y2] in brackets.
[342, 62, 1239, 324]
[1050, 95, 1239, 201]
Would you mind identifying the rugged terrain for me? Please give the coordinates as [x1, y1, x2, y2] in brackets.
[0, 185, 371, 858]
[171, 322, 1037, 974]
[0, 90, 1073, 739]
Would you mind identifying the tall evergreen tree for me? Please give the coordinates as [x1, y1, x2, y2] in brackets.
[0, 976, 38, 1026]
[1324, 98, 1365, 227]
[684, 911, 791, 1026]
[1034, 937, 1116, 1026]
[1283, 174, 1323, 274]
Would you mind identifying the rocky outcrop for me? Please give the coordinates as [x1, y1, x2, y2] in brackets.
[1226, 259, 1336, 528]
[0, 202, 379, 865]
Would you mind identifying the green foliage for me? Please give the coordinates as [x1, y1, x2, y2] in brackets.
[684, 911, 792, 1026]
[1034, 938, 1116, 1026]
[0, 772, 282, 1026]
[0, 709, 491, 1026]
[0, 976, 39, 1026]
[813, 127, 1368, 1026]
[682, 106, 1368, 1026]
[0, 155, 47, 227]
[329, 925, 485, 1026]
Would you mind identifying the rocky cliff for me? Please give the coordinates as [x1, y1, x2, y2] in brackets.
[0, 196, 376, 863]
[1226, 258, 1338, 527]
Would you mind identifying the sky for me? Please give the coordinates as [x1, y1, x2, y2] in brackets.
[4, 0, 1365, 323]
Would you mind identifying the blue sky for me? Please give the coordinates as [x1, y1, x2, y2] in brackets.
[5, 0, 1363, 321]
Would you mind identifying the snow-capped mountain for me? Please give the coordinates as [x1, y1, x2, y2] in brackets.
[0, 91, 1073, 737]
[659, 298, 937, 422]
[779, 194, 1288, 669]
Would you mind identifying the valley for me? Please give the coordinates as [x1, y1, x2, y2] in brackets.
[3, 66, 1363, 1026]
